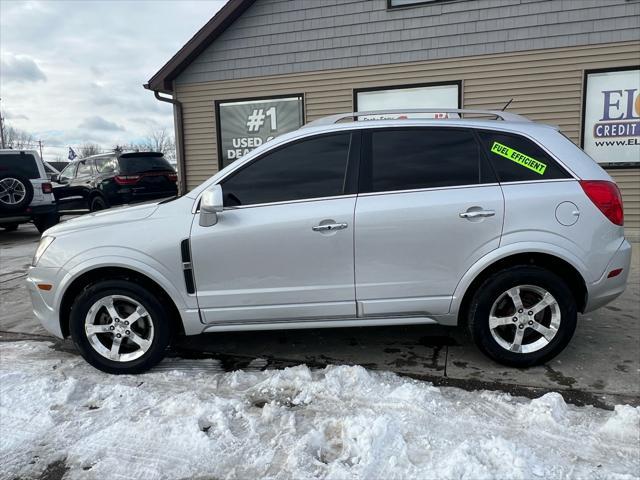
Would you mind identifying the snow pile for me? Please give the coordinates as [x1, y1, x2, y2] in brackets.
[1, 341, 638, 479]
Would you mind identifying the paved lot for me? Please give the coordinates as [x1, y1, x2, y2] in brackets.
[1, 221, 638, 408]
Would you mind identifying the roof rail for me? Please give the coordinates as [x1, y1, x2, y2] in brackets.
[304, 108, 530, 128]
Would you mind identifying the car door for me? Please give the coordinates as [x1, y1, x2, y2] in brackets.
[354, 127, 504, 317]
[189, 132, 359, 324]
[53, 162, 79, 210]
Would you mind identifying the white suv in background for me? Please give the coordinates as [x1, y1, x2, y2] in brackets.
[0, 150, 59, 233]
[27, 110, 631, 374]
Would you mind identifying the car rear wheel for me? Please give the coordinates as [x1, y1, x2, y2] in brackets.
[467, 266, 577, 367]
[0, 174, 34, 213]
[90, 195, 108, 212]
[69, 280, 171, 374]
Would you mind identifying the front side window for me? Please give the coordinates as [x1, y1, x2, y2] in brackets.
[222, 133, 352, 206]
[477, 131, 571, 182]
[363, 128, 495, 193]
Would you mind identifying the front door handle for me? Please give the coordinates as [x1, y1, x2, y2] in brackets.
[312, 223, 348, 232]
[459, 210, 495, 219]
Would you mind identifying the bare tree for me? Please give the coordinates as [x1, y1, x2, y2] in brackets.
[3, 125, 34, 149]
[137, 127, 176, 162]
[80, 143, 101, 158]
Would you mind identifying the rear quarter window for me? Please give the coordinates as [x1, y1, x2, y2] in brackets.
[0, 153, 40, 179]
[477, 131, 571, 182]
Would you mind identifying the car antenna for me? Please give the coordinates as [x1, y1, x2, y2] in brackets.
[501, 98, 514, 111]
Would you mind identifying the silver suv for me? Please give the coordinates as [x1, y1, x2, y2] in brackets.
[0, 149, 59, 233]
[27, 110, 631, 374]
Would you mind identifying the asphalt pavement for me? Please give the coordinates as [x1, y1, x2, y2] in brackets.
[1, 221, 638, 409]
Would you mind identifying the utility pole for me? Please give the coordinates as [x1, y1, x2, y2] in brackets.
[38, 140, 44, 159]
[0, 98, 5, 149]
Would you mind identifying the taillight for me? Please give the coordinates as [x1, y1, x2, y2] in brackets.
[580, 180, 624, 226]
[167, 173, 177, 182]
[114, 175, 141, 185]
[41, 182, 53, 194]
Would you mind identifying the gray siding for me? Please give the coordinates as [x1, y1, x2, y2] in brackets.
[177, 0, 640, 84]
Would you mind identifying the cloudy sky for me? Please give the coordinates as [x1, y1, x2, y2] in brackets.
[0, 0, 225, 161]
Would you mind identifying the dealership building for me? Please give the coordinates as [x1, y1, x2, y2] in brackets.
[146, 0, 640, 231]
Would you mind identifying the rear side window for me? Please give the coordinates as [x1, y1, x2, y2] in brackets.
[0, 153, 40, 179]
[118, 156, 173, 174]
[477, 131, 571, 182]
[77, 160, 93, 176]
[95, 157, 118, 173]
[222, 133, 351, 206]
[363, 128, 496, 193]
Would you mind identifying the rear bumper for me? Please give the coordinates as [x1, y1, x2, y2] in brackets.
[0, 203, 57, 224]
[584, 239, 632, 313]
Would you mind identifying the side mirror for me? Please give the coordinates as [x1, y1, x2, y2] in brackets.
[199, 184, 224, 227]
[51, 174, 59, 182]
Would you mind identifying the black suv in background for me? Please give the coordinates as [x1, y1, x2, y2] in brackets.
[54, 152, 178, 212]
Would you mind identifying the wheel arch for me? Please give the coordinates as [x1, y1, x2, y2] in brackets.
[454, 250, 588, 326]
[59, 266, 185, 338]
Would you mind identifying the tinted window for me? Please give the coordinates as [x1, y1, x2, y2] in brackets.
[0, 153, 40, 179]
[365, 128, 495, 192]
[77, 160, 93, 176]
[118, 156, 173, 174]
[95, 157, 118, 173]
[222, 133, 351, 206]
[478, 131, 570, 182]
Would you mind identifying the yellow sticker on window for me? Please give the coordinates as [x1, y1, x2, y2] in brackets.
[490, 141, 547, 175]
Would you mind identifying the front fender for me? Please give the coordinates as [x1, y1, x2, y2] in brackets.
[449, 241, 590, 315]
[53, 251, 201, 335]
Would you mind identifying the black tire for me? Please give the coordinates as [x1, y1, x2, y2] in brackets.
[0, 173, 34, 213]
[33, 211, 60, 234]
[1, 223, 19, 232]
[69, 280, 171, 374]
[89, 195, 108, 212]
[467, 266, 577, 367]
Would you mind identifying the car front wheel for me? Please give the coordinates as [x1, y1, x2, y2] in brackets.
[467, 266, 577, 367]
[69, 280, 171, 374]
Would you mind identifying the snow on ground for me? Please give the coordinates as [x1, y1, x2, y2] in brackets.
[1, 341, 638, 480]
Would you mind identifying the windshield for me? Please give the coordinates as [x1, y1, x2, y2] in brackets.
[0, 153, 40, 179]
[118, 156, 174, 174]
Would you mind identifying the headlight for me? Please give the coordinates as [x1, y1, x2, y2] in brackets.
[32, 236, 55, 266]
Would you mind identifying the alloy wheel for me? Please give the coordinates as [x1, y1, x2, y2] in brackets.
[0, 178, 27, 206]
[84, 294, 154, 362]
[488, 285, 561, 354]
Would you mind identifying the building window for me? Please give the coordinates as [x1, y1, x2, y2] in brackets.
[215, 95, 304, 168]
[354, 82, 461, 120]
[388, 0, 450, 8]
[582, 67, 640, 167]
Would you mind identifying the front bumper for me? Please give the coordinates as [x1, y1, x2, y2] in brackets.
[26, 266, 65, 338]
[584, 239, 632, 313]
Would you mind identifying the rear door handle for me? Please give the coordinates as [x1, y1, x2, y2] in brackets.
[459, 210, 495, 218]
[312, 223, 348, 232]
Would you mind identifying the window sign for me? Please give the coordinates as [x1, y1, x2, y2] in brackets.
[217, 96, 304, 168]
[582, 68, 640, 165]
[355, 83, 460, 120]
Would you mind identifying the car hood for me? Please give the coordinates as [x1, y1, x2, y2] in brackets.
[46, 202, 159, 236]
